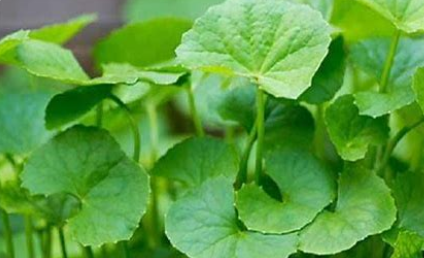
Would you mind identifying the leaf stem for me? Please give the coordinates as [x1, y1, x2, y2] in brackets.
[43, 226, 52, 258]
[96, 101, 104, 128]
[108, 95, 141, 162]
[58, 227, 68, 258]
[235, 123, 257, 189]
[146, 103, 161, 248]
[1, 209, 15, 258]
[378, 117, 424, 173]
[24, 215, 35, 258]
[120, 241, 130, 258]
[83, 246, 95, 258]
[255, 89, 266, 185]
[379, 29, 401, 93]
[186, 84, 205, 137]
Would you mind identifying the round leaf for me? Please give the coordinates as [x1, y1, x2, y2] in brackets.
[153, 137, 239, 190]
[236, 148, 336, 234]
[21, 126, 150, 246]
[356, 0, 424, 33]
[176, 0, 332, 99]
[299, 164, 396, 255]
[166, 177, 298, 258]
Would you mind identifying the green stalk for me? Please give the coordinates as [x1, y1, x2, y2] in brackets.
[108, 95, 141, 162]
[58, 227, 68, 258]
[43, 226, 52, 258]
[1, 209, 14, 258]
[235, 123, 257, 189]
[378, 117, 424, 173]
[255, 89, 266, 185]
[24, 215, 35, 258]
[120, 242, 130, 258]
[96, 101, 104, 128]
[146, 103, 161, 248]
[186, 84, 205, 137]
[83, 246, 95, 258]
[379, 29, 401, 93]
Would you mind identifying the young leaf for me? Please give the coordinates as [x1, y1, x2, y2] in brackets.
[152, 137, 239, 189]
[356, 0, 424, 33]
[94, 18, 192, 67]
[45, 85, 113, 129]
[29, 14, 97, 44]
[350, 38, 424, 117]
[325, 95, 389, 161]
[0, 31, 29, 61]
[300, 36, 346, 104]
[391, 231, 424, 258]
[394, 172, 424, 237]
[176, 0, 332, 99]
[21, 126, 150, 246]
[16, 40, 90, 83]
[236, 148, 335, 234]
[299, 164, 396, 255]
[165, 177, 298, 258]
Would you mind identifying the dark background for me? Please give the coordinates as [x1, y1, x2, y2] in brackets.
[0, 0, 125, 69]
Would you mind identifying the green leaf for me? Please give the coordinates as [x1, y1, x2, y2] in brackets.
[413, 67, 424, 113]
[176, 0, 332, 99]
[45, 85, 113, 130]
[152, 137, 239, 190]
[29, 14, 97, 44]
[16, 40, 90, 83]
[325, 95, 389, 161]
[166, 177, 298, 258]
[299, 164, 397, 255]
[236, 148, 335, 234]
[94, 18, 192, 67]
[331, 0, 395, 42]
[356, 0, 424, 33]
[391, 231, 424, 258]
[0, 31, 29, 61]
[21, 126, 150, 246]
[0, 88, 54, 155]
[350, 38, 424, 117]
[394, 172, 424, 237]
[293, 0, 334, 20]
[300, 36, 346, 104]
[123, 0, 224, 22]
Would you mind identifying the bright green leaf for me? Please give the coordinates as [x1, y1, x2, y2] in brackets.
[293, 0, 334, 20]
[301, 36, 346, 104]
[29, 14, 97, 44]
[16, 40, 90, 83]
[166, 177, 298, 258]
[391, 231, 424, 258]
[45, 85, 113, 129]
[153, 137, 239, 189]
[236, 148, 335, 234]
[21, 126, 150, 246]
[325, 95, 389, 161]
[0, 31, 29, 61]
[299, 164, 396, 255]
[350, 38, 424, 117]
[356, 0, 424, 33]
[94, 18, 192, 67]
[176, 0, 332, 99]
[413, 67, 424, 113]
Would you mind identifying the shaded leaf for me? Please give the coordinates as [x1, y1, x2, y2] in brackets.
[391, 231, 424, 258]
[325, 95, 389, 161]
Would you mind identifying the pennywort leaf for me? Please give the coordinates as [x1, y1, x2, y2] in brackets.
[153, 137, 239, 190]
[325, 95, 389, 161]
[166, 177, 298, 258]
[176, 0, 332, 99]
[21, 126, 150, 246]
[391, 231, 424, 258]
[236, 148, 335, 234]
[299, 164, 396, 255]
[356, 0, 424, 33]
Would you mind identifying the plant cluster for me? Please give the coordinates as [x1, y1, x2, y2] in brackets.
[1, 0, 424, 257]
